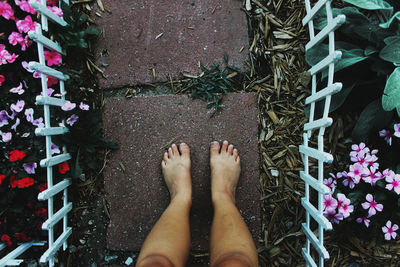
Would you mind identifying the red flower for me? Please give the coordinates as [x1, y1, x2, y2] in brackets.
[26, 202, 35, 209]
[35, 208, 47, 218]
[38, 183, 47, 191]
[0, 74, 5, 86]
[17, 177, 34, 188]
[0, 174, 5, 185]
[1, 234, 12, 246]
[14, 233, 30, 241]
[58, 162, 70, 174]
[9, 150, 26, 162]
[9, 175, 17, 188]
[47, 75, 58, 86]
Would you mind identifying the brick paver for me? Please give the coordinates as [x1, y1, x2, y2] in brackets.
[103, 93, 260, 251]
[94, 0, 249, 88]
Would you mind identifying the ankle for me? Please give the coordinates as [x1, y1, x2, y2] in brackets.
[171, 193, 192, 207]
[212, 190, 235, 206]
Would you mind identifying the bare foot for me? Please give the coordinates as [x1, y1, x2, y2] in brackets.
[161, 143, 192, 203]
[210, 140, 241, 203]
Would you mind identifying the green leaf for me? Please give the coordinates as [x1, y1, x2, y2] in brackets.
[382, 68, 400, 111]
[343, 0, 393, 11]
[72, 149, 82, 179]
[224, 52, 229, 64]
[85, 27, 100, 35]
[364, 46, 378, 56]
[352, 99, 394, 141]
[379, 11, 400, 28]
[379, 42, 400, 63]
[384, 36, 400, 45]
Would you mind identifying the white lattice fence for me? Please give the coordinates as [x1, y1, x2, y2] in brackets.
[0, 0, 72, 266]
[300, 0, 346, 266]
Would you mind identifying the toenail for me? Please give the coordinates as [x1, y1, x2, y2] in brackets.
[181, 142, 186, 146]
[172, 143, 176, 147]
[223, 140, 228, 144]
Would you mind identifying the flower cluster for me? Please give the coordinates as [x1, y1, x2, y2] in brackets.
[323, 142, 400, 241]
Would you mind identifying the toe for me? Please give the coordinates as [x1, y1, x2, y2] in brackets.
[210, 141, 220, 155]
[233, 148, 239, 160]
[228, 144, 234, 155]
[168, 147, 173, 157]
[171, 143, 179, 155]
[163, 152, 169, 161]
[221, 140, 229, 153]
[236, 155, 240, 164]
[161, 160, 166, 166]
[179, 143, 190, 156]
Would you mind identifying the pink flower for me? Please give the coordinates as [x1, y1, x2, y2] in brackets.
[336, 193, 353, 218]
[323, 209, 343, 224]
[348, 163, 368, 183]
[323, 178, 336, 192]
[351, 150, 367, 166]
[382, 220, 398, 240]
[323, 194, 337, 211]
[8, 32, 23, 46]
[379, 129, 392, 145]
[24, 108, 34, 123]
[350, 143, 369, 158]
[15, 0, 36, 14]
[385, 173, 400, 194]
[39, 88, 54, 97]
[0, 48, 19, 64]
[66, 114, 79, 126]
[9, 83, 24, 95]
[47, 6, 62, 17]
[79, 102, 89, 110]
[356, 217, 370, 227]
[44, 50, 61, 66]
[329, 172, 342, 183]
[62, 101, 76, 111]
[0, 1, 14, 20]
[2, 132, 12, 142]
[19, 35, 32, 51]
[362, 166, 378, 184]
[342, 171, 356, 188]
[365, 153, 379, 169]
[10, 100, 25, 113]
[361, 194, 383, 216]
[16, 15, 37, 33]
[394, 124, 400, 138]
[47, 0, 58, 5]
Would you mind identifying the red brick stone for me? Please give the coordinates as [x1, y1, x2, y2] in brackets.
[103, 93, 260, 251]
[94, 0, 249, 88]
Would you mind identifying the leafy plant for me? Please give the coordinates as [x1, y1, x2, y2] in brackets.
[188, 53, 239, 116]
[307, 0, 400, 140]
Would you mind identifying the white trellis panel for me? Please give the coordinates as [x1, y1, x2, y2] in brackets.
[0, 0, 72, 266]
[300, 0, 345, 266]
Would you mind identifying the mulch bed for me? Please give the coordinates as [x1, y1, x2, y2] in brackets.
[62, 0, 399, 266]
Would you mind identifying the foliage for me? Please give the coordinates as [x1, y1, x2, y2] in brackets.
[307, 0, 400, 140]
[188, 53, 239, 116]
[0, 0, 115, 252]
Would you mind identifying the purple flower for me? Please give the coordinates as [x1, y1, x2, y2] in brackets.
[10, 100, 25, 113]
[394, 124, 400, 138]
[0, 110, 11, 127]
[362, 166, 378, 184]
[324, 209, 343, 224]
[39, 88, 54, 97]
[9, 83, 24, 95]
[385, 173, 400, 195]
[11, 118, 20, 131]
[336, 193, 353, 218]
[61, 101, 76, 111]
[356, 217, 370, 227]
[361, 194, 383, 217]
[323, 178, 336, 192]
[33, 117, 44, 128]
[382, 220, 398, 240]
[22, 133, 30, 137]
[348, 163, 368, 183]
[24, 108, 34, 123]
[2, 132, 12, 142]
[51, 142, 60, 154]
[79, 102, 89, 110]
[23, 162, 37, 174]
[66, 114, 79, 126]
[323, 194, 337, 211]
[350, 143, 369, 158]
[379, 129, 392, 145]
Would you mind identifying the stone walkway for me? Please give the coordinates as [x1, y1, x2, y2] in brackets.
[94, 0, 260, 257]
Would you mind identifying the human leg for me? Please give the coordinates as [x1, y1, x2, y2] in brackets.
[209, 141, 258, 267]
[136, 143, 192, 267]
